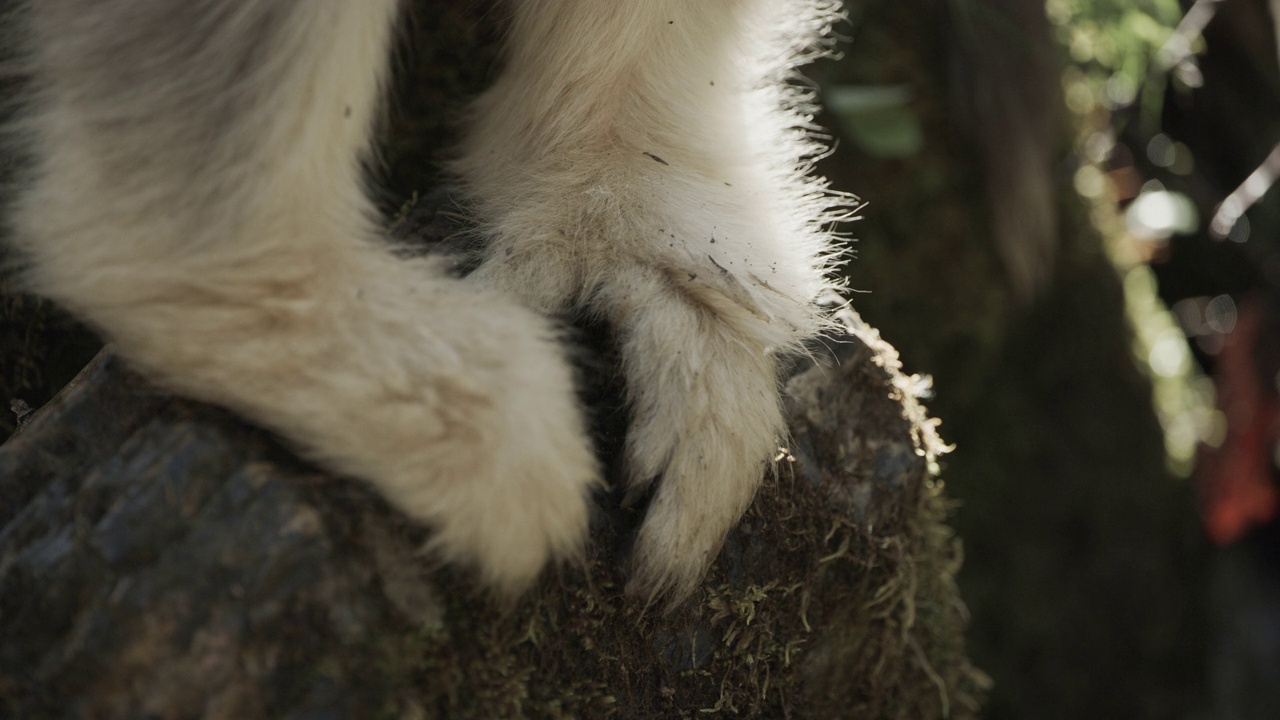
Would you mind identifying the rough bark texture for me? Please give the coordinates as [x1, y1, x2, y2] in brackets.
[1, 303, 984, 719]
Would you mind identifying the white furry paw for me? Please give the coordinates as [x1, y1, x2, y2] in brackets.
[455, 132, 836, 605]
[603, 266, 788, 604]
[470, 242, 799, 604]
[451, 0, 844, 603]
[321, 262, 600, 597]
[111, 254, 600, 598]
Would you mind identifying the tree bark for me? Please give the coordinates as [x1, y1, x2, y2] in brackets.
[0, 303, 984, 719]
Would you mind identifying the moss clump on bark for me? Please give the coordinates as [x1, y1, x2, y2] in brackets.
[351, 281, 988, 719]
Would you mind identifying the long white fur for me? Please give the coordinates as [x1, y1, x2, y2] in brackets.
[457, 0, 846, 600]
[5, 0, 845, 604]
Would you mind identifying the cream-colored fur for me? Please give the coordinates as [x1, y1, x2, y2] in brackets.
[6, 0, 845, 603]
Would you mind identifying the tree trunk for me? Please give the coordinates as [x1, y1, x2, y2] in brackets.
[0, 303, 985, 719]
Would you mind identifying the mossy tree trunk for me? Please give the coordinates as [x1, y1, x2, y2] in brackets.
[1, 311, 985, 719]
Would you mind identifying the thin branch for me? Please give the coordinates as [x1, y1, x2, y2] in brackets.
[1157, 0, 1227, 72]
[1207, 0, 1280, 239]
[1210, 142, 1280, 239]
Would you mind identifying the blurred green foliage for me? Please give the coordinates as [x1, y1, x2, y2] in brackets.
[817, 1, 1210, 718]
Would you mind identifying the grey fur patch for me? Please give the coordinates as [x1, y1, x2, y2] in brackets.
[20, 1, 318, 237]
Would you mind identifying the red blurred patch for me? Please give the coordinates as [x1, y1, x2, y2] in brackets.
[1198, 297, 1280, 546]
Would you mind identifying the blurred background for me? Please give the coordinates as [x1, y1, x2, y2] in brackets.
[3, 1, 1279, 718]
[812, 0, 1280, 718]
